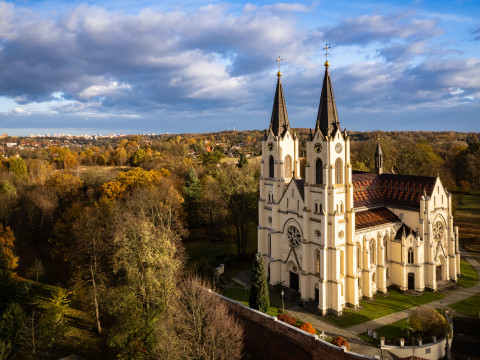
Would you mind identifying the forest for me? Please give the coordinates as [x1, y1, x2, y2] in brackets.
[0, 129, 479, 359]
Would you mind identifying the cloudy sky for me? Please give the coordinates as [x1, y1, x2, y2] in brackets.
[0, 0, 479, 135]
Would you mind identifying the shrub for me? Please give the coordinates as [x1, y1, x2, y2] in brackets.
[332, 336, 350, 350]
[409, 306, 451, 339]
[298, 322, 316, 335]
[277, 313, 296, 325]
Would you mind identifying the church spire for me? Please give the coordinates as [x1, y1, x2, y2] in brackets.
[375, 141, 383, 175]
[269, 57, 290, 138]
[315, 44, 340, 138]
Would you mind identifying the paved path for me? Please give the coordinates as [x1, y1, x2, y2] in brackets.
[346, 249, 480, 335]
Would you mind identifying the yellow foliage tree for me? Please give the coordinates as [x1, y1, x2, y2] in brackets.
[46, 171, 83, 198]
[101, 167, 170, 200]
[0, 224, 18, 272]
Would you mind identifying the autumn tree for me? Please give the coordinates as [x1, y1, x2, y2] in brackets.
[26, 258, 45, 283]
[218, 164, 258, 256]
[409, 306, 451, 340]
[183, 167, 202, 236]
[8, 157, 28, 176]
[249, 253, 269, 313]
[0, 225, 18, 275]
[200, 175, 227, 240]
[107, 214, 184, 358]
[157, 276, 243, 360]
[0, 180, 17, 226]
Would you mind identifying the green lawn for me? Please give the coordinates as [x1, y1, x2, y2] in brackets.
[457, 258, 479, 288]
[326, 288, 445, 328]
[359, 318, 409, 346]
[449, 293, 480, 318]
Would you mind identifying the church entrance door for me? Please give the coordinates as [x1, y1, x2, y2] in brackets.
[289, 272, 299, 291]
[314, 287, 319, 303]
[436, 265, 442, 281]
[408, 273, 415, 290]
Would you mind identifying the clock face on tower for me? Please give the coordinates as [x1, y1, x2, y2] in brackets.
[335, 143, 343, 153]
[267, 142, 274, 151]
[314, 143, 322, 153]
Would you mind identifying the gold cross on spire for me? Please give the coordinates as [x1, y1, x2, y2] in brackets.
[276, 56, 283, 77]
[323, 44, 330, 68]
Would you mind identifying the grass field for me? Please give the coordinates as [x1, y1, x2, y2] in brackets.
[449, 293, 480, 318]
[326, 288, 445, 328]
[358, 318, 409, 346]
[457, 258, 479, 288]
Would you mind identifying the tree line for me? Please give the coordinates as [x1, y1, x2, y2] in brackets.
[0, 134, 259, 358]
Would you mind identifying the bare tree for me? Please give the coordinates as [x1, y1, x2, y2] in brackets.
[157, 276, 243, 360]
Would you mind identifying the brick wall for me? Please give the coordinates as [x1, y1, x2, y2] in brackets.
[215, 292, 374, 360]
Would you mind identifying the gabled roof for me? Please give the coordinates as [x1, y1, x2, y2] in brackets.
[352, 172, 436, 210]
[315, 65, 340, 138]
[269, 72, 290, 138]
[355, 207, 399, 230]
[293, 179, 305, 201]
[395, 224, 418, 240]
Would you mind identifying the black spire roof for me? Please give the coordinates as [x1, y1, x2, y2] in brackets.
[315, 63, 340, 138]
[269, 72, 290, 138]
[375, 141, 383, 175]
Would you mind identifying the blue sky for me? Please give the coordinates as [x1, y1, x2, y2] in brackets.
[0, 0, 479, 135]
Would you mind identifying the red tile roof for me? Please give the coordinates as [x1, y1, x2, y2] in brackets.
[352, 172, 436, 209]
[355, 207, 399, 230]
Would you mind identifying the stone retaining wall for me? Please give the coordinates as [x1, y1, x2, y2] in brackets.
[214, 291, 374, 360]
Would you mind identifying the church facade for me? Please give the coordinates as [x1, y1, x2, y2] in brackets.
[258, 61, 461, 316]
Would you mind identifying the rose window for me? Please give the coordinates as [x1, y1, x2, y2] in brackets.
[433, 221, 444, 242]
[287, 225, 302, 248]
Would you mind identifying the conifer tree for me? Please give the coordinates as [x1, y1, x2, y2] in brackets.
[249, 253, 269, 313]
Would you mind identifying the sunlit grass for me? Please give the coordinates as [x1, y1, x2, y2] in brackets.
[326, 288, 445, 328]
[457, 258, 479, 288]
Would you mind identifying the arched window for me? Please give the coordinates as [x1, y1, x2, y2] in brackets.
[315, 158, 323, 184]
[268, 192, 272, 203]
[384, 238, 387, 262]
[370, 240, 375, 265]
[316, 251, 320, 274]
[340, 250, 345, 276]
[314, 202, 318, 213]
[340, 201, 344, 213]
[284, 155, 292, 178]
[335, 158, 343, 184]
[269, 155, 274, 178]
[356, 243, 361, 270]
[268, 233, 272, 256]
[408, 247, 414, 264]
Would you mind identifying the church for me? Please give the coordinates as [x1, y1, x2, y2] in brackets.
[257, 58, 461, 316]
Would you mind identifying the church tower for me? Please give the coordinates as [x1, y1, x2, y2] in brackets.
[258, 62, 299, 281]
[303, 54, 355, 315]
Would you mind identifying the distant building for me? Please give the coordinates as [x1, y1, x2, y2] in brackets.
[258, 61, 460, 316]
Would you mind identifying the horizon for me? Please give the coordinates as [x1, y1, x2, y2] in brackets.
[1, 0, 479, 135]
